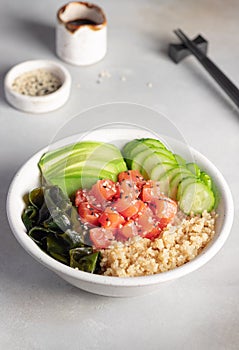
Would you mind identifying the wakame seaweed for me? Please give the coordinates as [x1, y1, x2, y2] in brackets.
[22, 185, 101, 273]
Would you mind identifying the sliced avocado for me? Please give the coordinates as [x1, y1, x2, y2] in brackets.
[39, 141, 127, 196]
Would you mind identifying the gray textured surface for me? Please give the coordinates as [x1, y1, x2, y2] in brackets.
[1, 0, 239, 349]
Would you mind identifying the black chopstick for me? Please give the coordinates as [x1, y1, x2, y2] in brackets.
[174, 29, 239, 108]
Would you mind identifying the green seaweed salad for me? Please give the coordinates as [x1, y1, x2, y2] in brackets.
[22, 186, 101, 273]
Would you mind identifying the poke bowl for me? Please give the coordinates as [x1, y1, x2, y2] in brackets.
[7, 128, 234, 297]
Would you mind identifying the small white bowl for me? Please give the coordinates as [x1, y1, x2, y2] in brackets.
[4, 60, 71, 113]
[6, 129, 234, 297]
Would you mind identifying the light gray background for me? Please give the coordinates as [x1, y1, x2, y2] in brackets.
[1, 0, 239, 349]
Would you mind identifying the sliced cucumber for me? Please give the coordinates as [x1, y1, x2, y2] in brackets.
[141, 151, 176, 179]
[186, 162, 201, 177]
[158, 165, 189, 181]
[138, 138, 166, 149]
[131, 149, 154, 172]
[157, 166, 187, 195]
[122, 140, 140, 158]
[122, 140, 142, 168]
[169, 171, 196, 200]
[126, 140, 170, 169]
[129, 143, 151, 160]
[179, 182, 215, 214]
[123, 137, 217, 215]
[150, 162, 176, 180]
[154, 148, 175, 159]
[200, 171, 212, 189]
[174, 154, 186, 166]
[177, 176, 198, 201]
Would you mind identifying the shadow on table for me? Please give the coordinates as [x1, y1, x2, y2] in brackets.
[20, 18, 55, 55]
[0, 18, 55, 105]
[0, 65, 13, 106]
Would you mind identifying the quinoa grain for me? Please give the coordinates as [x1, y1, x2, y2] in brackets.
[100, 210, 217, 277]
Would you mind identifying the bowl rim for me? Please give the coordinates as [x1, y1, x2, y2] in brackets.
[6, 129, 234, 287]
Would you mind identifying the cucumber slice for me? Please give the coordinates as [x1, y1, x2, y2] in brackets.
[150, 162, 176, 180]
[179, 182, 215, 214]
[131, 149, 154, 172]
[123, 138, 169, 169]
[127, 142, 171, 169]
[155, 149, 175, 159]
[174, 154, 186, 166]
[200, 171, 212, 189]
[177, 176, 198, 200]
[169, 171, 196, 200]
[122, 140, 139, 156]
[138, 138, 166, 149]
[122, 140, 141, 167]
[129, 143, 151, 159]
[158, 166, 187, 195]
[186, 163, 201, 177]
[141, 151, 176, 179]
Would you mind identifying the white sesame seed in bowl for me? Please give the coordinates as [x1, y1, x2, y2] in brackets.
[6, 129, 234, 297]
[4, 60, 71, 113]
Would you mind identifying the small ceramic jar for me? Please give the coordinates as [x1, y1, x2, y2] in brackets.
[56, 2, 107, 66]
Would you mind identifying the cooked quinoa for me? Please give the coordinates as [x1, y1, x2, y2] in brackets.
[100, 210, 216, 277]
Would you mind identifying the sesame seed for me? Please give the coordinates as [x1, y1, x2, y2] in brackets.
[12, 69, 62, 96]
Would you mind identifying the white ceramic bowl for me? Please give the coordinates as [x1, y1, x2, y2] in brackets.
[7, 129, 234, 297]
[4, 60, 71, 113]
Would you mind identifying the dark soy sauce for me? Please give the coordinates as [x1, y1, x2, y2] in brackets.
[66, 18, 98, 32]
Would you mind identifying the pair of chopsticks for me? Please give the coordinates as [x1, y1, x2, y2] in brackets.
[174, 29, 239, 108]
